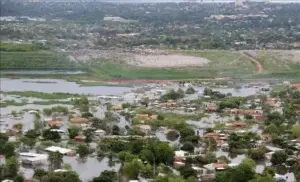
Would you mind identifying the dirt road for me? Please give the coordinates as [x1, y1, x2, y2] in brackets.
[242, 52, 263, 73]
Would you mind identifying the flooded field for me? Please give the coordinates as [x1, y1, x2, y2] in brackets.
[0, 78, 133, 95]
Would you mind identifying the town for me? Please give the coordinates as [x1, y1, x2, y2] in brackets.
[0, 80, 300, 182]
[1, 0, 300, 182]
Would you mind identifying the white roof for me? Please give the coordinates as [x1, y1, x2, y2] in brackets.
[20, 152, 42, 157]
[28, 110, 38, 114]
[266, 146, 283, 152]
[175, 150, 187, 157]
[45, 146, 72, 154]
[95, 129, 106, 133]
[203, 163, 215, 171]
[19, 153, 48, 162]
[54, 169, 68, 173]
[50, 129, 65, 133]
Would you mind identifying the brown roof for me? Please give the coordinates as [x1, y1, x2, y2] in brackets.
[214, 163, 227, 169]
[231, 122, 247, 127]
[205, 132, 219, 137]
[70, 117, 89, 124]
[48, 120, 62, 127]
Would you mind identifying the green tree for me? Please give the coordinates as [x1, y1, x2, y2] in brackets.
[14, 174, 25, 182]
[294, 164, 300, 182]
[178, 166, 197, 179]
[291, 124, 300, 137]
[185, 87, 196, 94]
[112, 125, 120, 135]
[248, 147, 267, 161]
[41, 171, 80, 182]
[241, 158, 256, 169]
[123, 158, 145, 179]
[13, 123, 23, 131]
[231, 163, 255, 182]
[5, 156, 19, 178]
[68, 125, 81, 139]
[166, 130, 179, 141]
[83, 128, 93, 143]
[179, 127, 195, 139]
[151, 141, 174, 165]
[48, 151, 63, 171]
[141, 163, 153, 178]
[42, 129, 61, 141]
[155, 174, 187, 182]
[249, 174, 276, 182]
[92, 170, 117, 182]
[33, 119, 44, 133]
[264, 124, 279, 134]
[206, 152, 216, 163]
[34, 168, 48, 180]
[81, 112, 94, 118]
[77, 144, 89, 158]
[181, 142, 194, 153]
[43, 108, 52, 116]
[3, 142, 15, 158]
[21, 136, 36, 148]
[271, 151, 287, 165]
[63, 163, 72, 170]
[139, 149, 155, 164]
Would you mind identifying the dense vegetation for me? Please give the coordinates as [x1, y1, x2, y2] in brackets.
[2, 2, 300, 49]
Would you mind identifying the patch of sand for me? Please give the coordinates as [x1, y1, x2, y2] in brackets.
[130, 54, 210, 68]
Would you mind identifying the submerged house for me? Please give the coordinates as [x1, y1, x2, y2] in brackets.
[135, 124, 152, 135]
[19, 152, 48, 165]
[70, 118, 89, 125]
[45, 146, 75, 156]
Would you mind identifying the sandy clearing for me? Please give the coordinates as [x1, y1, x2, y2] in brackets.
[130, 54, 210, 68]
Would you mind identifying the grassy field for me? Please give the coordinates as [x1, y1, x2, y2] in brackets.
[0, 51, 82, 70]
[88, 50, 257, 80]
[0, 43, 81, 70]
[1, 47, 298, 81]
[245, 50, 300, 80]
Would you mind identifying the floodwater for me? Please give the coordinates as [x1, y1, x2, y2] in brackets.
[186, 113, 232, 136]
[22, 156, 121, 182]
[0, 78, 133, 95]
[0, 104, 73, 131]
[0, 70, 85, 75]
[195, 86, 264, 97]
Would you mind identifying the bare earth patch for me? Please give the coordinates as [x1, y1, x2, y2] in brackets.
[68, 48, 210, 68]
[130, 54, 210, 68]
